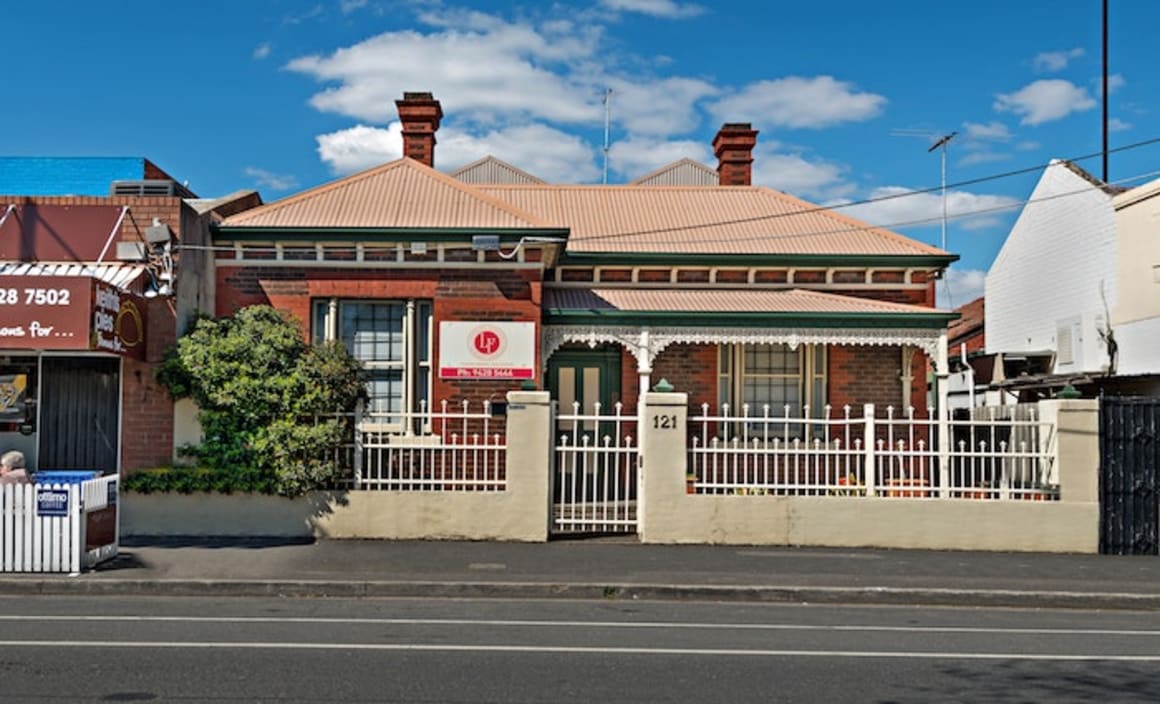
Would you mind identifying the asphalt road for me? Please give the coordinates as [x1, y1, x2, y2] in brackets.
[1, 595, 1159, 703]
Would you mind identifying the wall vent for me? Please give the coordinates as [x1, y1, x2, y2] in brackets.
[110, 179, 177, 197]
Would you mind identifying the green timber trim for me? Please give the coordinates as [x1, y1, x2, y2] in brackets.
[211, 226, 570, 244]
[544, 308, 959, 329]
[557, 251, 959, 268]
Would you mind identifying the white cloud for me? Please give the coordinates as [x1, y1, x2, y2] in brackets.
[605, 77, 719, 136]
[751, 145, 851, 200]
[939, 268, 986, 309]
[315, 121, 600, 182]
[1109, 117, 1132, 132]
[437, 123, 601, 182]
[316, 124, 402, 174]
[833, 187, 1021, 233]
[1016, 141, 1040, 151]
[340, 0, 368, 13]
[709, 76, 886, 130]
[253, 42, 272, 60]
[599, 0, 705, 18]
[1095, 73, 1126, 97]
[608, 137, 712, 180]
[1032, 48, 1084, 73]
[286, 18, 604, 126]
[243, 167, 299, 191]
[993, 80, 1096, 126]
[962, 121, 1011, 141]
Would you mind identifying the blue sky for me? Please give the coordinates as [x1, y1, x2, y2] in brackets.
[6, 0, 1159, 307]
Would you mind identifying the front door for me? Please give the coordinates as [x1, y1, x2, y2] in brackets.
[548, 347, 622, 437]
[548, 347, 637, 536]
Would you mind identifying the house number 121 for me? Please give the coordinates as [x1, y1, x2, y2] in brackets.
[652, 414, 678, 429]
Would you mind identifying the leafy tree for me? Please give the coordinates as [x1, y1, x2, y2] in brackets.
[157, 305, 364, 496]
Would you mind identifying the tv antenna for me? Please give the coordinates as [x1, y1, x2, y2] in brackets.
[892, 128, 958, 305]
[602, 88, 612, 184]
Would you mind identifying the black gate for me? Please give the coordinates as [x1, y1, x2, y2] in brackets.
[1099, 397, 1160, 555]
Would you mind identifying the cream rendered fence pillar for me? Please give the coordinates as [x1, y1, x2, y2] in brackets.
[637, 391, 688, 543]
[504, 390, 554, 541]
[1038, 398, 1100, 504]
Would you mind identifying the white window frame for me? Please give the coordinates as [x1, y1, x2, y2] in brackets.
[312, 298, 433, 432]
[718, 343, 827, 430]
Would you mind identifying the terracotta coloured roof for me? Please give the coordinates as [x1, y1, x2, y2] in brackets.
[948, 296, 984, 343]
[478, 185, 947, 257]
[544, 288, 947, 315]
[219, 158, 554, 230]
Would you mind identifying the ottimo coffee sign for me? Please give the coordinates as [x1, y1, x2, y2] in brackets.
[0, 275, 146, 358]
[439, 321, 534, 380]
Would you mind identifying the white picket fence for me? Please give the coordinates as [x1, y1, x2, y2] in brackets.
[689, 403, 1056, 500]
[1, 475, 120, 573]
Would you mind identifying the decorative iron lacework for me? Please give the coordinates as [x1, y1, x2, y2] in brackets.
[543, 325, 943, 371]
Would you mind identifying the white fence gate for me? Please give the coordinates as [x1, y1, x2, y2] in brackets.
[552, 401, 640, 535]
[1, 475, 120, 573]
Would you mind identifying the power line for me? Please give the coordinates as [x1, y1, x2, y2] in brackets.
[179, 166, 1160, 256]
[569, 135, 1160, 244]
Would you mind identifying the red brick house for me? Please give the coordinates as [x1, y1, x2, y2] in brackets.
[0, 159, 260, 472]
[212, 93, 957, 435]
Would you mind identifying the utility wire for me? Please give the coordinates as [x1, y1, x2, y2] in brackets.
[179, 166, 1160, 255]
[570, 135, 1160, 244]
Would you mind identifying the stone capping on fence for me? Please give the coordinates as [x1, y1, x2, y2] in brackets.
[637, 394, 1100, 552]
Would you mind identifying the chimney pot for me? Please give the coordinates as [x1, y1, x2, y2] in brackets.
[713, 122, 758, 186]
[395, 92, 444, 168]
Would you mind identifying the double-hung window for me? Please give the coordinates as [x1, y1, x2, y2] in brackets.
[312, 299, 433, 429]
[717, 343, 827, 432]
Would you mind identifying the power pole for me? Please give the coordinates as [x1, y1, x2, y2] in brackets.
[928, 132, 958, 253]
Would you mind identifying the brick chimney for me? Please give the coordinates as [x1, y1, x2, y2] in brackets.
[395, 92, 443, 167]
[712, 123, 759, 186]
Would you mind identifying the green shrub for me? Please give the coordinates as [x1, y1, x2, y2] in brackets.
[155, 305, 364, 497]
[121, 466, 278, 495]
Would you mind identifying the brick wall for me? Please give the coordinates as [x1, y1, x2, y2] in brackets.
[214, 265, 542, 422]
[828, 345, 915, 415]
[650, 344, 717, 409]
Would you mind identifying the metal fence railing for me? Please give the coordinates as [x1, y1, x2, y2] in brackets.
[552, 401, 639, 534]
[688, 403, 1056, 500]
[355, 400, 506, 491]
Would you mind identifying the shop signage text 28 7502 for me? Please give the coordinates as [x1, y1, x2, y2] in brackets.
[0, 276, 146, 359]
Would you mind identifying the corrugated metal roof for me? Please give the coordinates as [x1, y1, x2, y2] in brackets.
[544, 288, 945, 315]
[218, 157, 947, 258]
[452, 156, 546, 185]
[0, 262, 147, 289]
[479, 185, 946, 256]
[631, 158, 719, 186]
[219, 158, 553, 230]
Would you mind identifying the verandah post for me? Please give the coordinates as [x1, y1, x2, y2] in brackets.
[863, 403, 876, 497]
[936, 330, 951, 498]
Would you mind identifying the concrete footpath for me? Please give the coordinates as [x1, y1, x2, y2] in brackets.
[3, 538, 1160, 610]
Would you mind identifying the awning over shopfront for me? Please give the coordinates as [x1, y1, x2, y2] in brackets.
[0, 272, 148, 359]
[543, 287, 956, 369]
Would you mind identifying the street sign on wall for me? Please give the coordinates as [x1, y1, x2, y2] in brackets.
[438, 321, 535, 380]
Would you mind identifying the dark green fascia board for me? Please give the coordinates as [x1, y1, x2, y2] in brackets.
[544, 309, 960, 329]
[557, 252, 959, 268]
[211, 226, 571, 244]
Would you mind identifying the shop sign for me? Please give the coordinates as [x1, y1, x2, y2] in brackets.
[36, 488, 70, 518]
[0, 276, 145, 359]
[438, 321, 535, 380]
